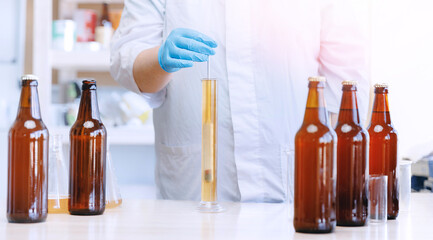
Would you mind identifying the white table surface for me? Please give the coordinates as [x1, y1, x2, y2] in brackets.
[1, 193, 432, 240]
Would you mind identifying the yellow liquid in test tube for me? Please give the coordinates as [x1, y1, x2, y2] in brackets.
[201, 79, 217, 202]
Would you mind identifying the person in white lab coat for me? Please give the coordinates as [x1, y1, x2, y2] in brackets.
[110, 0, 369, 203]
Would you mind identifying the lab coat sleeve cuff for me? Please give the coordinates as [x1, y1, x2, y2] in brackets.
[141, 88, 167, 109]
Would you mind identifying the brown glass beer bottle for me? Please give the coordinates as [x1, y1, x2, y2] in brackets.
[7, 75, 49, 223]
[99, 2, 110, 26]
[69, 80, 107, 215]
[368, 83, 398, 219]
[294, 76, 337, 233]
[335, 81, 369, 226]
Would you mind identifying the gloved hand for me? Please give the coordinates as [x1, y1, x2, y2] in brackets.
[158, 28, 217, 73]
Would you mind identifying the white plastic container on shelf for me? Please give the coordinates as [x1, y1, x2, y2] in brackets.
[73, 9, 97, 42]
[52, 20, 76, 51]
[95, 22, 113, 49]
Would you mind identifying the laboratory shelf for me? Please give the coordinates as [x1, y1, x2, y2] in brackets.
[51, 50, 110, 71]
[50, 124, 155, 145]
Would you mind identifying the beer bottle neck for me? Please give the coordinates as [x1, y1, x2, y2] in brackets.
[100, 3, 110, 25]
[77, 89, 101, 120]
[371, 92, 391, 124]
[18, 85, 41, 119]
[303, 84, 328, 124]
[337, 89, 360, 124]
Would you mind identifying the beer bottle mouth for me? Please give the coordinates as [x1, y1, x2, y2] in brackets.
[308, 76, 326, 82]
[342, 80, 357, 86]
[374, 83, 388, 88]
[308, 76, 326, 88]
[374, 83, 389, 93]
[21, 80, 38, 86]
[82, 79, 97, 90]
[342, 80, 357, 90]
[21, 74, 39, 86]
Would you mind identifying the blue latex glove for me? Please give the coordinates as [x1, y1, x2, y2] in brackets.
[158, 28, 217, 73]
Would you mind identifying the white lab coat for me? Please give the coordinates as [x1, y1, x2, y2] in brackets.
[110, 0, 369, 202]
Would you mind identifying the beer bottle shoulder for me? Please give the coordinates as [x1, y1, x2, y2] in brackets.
[8, 118, 48, 137]
[335, 122, 368, 138]
[70, 119, 107, 136]
[367, 123, 397, 136]
[295, 122, 336, 143]
[335, 125, 369, 145]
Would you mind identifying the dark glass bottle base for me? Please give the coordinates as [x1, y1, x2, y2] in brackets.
[7, 214, 47, 223]
[295, 228, 334, 234]
[69, 208, 105, 216]
[337, 220, 366, 227]
[387, 215, 398, 220]
[294, 222, 335, 234]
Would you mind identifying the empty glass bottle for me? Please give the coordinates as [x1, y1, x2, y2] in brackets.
[69, 79, 107, 215]
[7, 75, 49, 223]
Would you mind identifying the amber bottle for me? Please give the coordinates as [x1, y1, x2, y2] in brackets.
[99, 2, 110, 26]
[335, 81, 369, 226]
[69, 80, 107, 215]
[294, 76, 337, 233]
[368, 83, 398, 219]
[7, 75, 49, 223]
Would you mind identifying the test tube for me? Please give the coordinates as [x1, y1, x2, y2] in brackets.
[198, 78, 223, 212]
